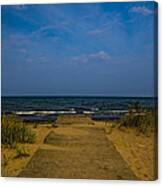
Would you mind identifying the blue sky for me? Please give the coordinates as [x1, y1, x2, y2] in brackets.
[1, 1, 157, 96]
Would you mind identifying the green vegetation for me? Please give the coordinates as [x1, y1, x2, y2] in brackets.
[119, 102, 156, 136]
[104, 102, 157, 136]
[1, 114, 36, 145]
[15, 146, 30, 158]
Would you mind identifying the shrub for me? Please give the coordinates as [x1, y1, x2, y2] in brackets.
[10, 142, 17, 149]
[1, 114, 36, 145]
[119, 112, 156, 136]
[15, 146, 30, 158]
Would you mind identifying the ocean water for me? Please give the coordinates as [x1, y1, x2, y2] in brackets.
[1, 96, 157, 121]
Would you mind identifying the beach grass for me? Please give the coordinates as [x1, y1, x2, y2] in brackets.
[1, 114, 36, 145]
[118, 112, 156, 136]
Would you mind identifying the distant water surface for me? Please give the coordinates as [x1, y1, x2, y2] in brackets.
[1, 96, 157, 121]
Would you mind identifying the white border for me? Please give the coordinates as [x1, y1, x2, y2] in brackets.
[0, 1, 162, 186]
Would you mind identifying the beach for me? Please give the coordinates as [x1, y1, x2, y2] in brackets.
[1, 114, 157, 180]
[1, 1, 158, 182]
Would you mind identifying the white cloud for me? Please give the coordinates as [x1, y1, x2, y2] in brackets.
[89, 51, 110, 61]
[72, 51, 110, 63]
[72, 55, 88, 63]
[130, 6, 153, 15]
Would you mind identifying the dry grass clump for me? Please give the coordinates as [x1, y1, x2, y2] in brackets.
[1, 115, 36, 176]
[2, 153, 10, 167]
[119, 102, 157, 136]
[120, 113, 155, 135]
[1, 114, 36, 145]
[15, 146, 30, 158]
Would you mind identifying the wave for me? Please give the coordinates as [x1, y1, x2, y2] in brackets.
[101, 110, 129, 114]
[12, 109, 129, 116]
[7, 109, 130, 122]
[83, 111, 95, 114]
[14, 110, 77, 115]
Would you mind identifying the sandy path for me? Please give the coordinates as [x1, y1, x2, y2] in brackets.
[19, 126, 137, 180]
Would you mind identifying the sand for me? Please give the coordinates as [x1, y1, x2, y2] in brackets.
[1, 115, 157, 180]
[19, 126, 137, 179]
[107, 127, 157, 180]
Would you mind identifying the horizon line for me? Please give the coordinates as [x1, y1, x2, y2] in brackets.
[1, 94, 157, 98]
